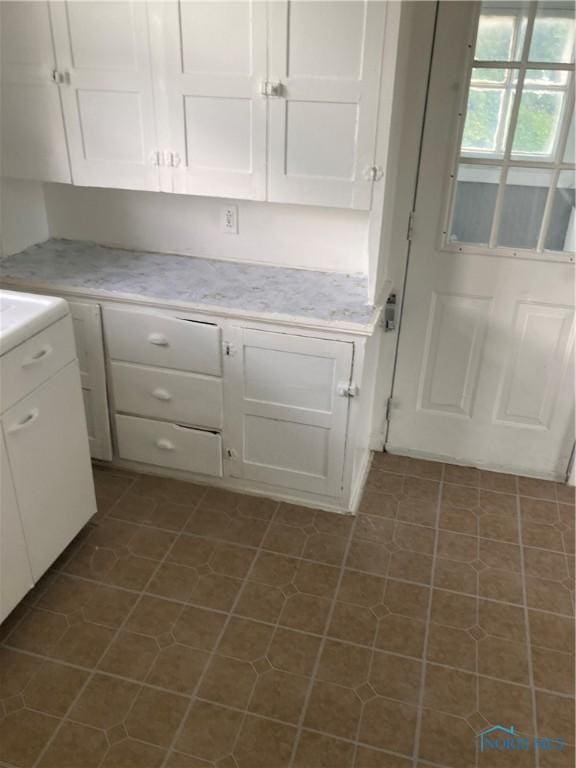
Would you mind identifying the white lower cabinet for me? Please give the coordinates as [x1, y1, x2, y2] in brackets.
[2, 361, 96, 580]
[224, 327, 354, 496]
[69, 301, 112, 461]
[0, 431, 33, 622]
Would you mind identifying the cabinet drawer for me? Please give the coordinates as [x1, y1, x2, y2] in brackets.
[111, 361, 223, 429]
[116, 414, 222, 477]
[1, 316, 76, 412]
[104, 307, 221, 375]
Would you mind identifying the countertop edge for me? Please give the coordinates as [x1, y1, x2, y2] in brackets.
[0, 275, 385, 337]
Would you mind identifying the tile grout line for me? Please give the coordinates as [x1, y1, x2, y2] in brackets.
[160, 499, 282, 768]
[285, 510, 360, 768]
[516, 482, 542, 768]
[410, 463, 446, 768]
[30, 479, 209, 768]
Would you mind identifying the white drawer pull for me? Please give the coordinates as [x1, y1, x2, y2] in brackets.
[7, 408, 40, 434]
[21, 345, 53, 368]
[148, 333, 169, 347]
[152, 387, 172, 402]
[156, 438, 175, 451]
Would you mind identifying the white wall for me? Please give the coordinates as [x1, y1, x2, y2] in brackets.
[44, 184, 369, 274]
[0, 179, 49, 256]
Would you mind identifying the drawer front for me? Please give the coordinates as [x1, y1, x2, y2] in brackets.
[111, 361, 223, 429]
[104, 307, 221, 375]
[116, 414, 223, 477]
[1, 316, 76, 412]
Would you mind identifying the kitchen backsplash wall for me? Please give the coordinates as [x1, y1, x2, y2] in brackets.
[43, 184, 370, 274]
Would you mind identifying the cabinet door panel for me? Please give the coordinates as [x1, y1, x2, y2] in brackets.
[2, 362, 96, 580]
[69, 301, 112, 461]
[0, 1, 70, 182]
[50, 0, 159, 191]
[0, 432, 34, 622]
[151, 0, 266, 199]
[225, 329, 353, 496]
[268, 0, 386, 209]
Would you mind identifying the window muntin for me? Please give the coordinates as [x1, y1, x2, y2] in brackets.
[446, 0, 575, 258]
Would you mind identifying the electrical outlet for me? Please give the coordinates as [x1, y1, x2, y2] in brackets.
[220, 204, 238, 234]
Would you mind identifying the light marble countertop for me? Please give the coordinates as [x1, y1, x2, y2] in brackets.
[0, 239, 379, 331]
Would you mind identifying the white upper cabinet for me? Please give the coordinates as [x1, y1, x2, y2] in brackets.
[267, 1, 386, 209]
[151, 1, 267, 199]
[0, 1, 70, 183]
[2, 1, 387, 208]
[49, 1, 160, 191]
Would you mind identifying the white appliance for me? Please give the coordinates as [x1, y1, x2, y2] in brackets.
[0, 289, 96, 621]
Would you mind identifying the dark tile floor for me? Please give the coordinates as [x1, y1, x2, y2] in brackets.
[0, 455, 574, 768]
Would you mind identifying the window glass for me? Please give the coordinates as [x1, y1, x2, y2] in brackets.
[545, 170, 575, 252]
[497, 167, 552, 248]
[449, 164, 501, 245]
[475, 2, 528, 60]
[512, 72, 565, 158]
[462, 69, 515, 157]
[529, 3, 575, 63]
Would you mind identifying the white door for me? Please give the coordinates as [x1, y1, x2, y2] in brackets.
[0, 431, 34, 622]
[49, 1, 159, 191]
[0, 1, 71, 183]
[224, 328, 353, 496]
[69, 301, 112, 461]
[388, 1, 575, 480]
[150, 1, 267, 199]
[267, 0, 386, 209]
[2, 361, 96, 580]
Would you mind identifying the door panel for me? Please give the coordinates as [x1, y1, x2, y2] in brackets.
[225, 328, 353, 496]
[0, 1, 70, 182]
[151, 0, 266, 199]
[50, 0, 159, 190]
[388, 2, 575, 479]
[268, 0, 386, 209]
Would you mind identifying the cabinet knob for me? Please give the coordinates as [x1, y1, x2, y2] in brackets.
[147, 333, 169, 346]
[156, 438, 175, 451]
[152, 388, 172, 401]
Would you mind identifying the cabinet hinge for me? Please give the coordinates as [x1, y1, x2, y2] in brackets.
[385, 397, 393, 422]
[225, 448, 238, 460]
[223, 341, 236, 357]
[337, 382, 359, 398]
[407, 210, 415, 242]
[260, 80, 284, 97]
[51, 70, 70, 85]
[367, 165, 384, 182]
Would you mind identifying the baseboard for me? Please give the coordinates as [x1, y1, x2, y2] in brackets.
[384, 444, 566, 482]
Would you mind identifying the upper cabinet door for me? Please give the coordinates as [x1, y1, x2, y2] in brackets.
[268, 1, 386, 210]
[49, 1, 159, 191]
[0, 1, 71, 183]
[151, 1, 267, 200]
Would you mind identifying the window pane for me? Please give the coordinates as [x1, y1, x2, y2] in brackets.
[449, 164, 501, 245]
[512, 73, 564, 158]
[545, 170, 575, 252]
[462, 70, 515, 157]
[475, 2, 528, 61]
[497, 167, 551, 249]
[529, 3, 575, 63]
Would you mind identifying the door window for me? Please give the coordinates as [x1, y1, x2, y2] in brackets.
[445, 0, 575, 259]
